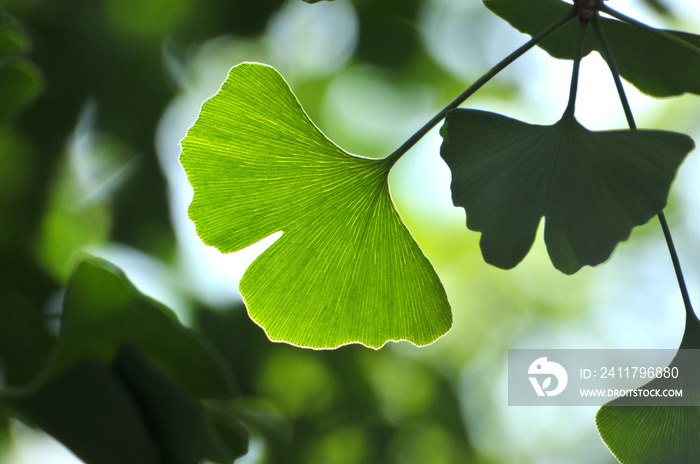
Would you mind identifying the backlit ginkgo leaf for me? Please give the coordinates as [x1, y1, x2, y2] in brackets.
[181, 63, 451, 349]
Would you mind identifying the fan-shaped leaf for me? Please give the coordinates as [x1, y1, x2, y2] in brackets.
[483, 0, 700, 96]
[596, 314, 700, 463]
[439, 109, 694, 273]
[181, 63, 451, 349]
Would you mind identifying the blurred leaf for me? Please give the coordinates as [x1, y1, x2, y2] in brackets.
[35, 116, 136, 282]
[596, 314, 700, 463]
[302, 0, 335, 3]
[305, 425, 369, 464]
[354, 0, 421, 69]
[257, 350, 337, 417]
[195, 305, 272, 396]
[364, 354, 437, 422]
[103, 0, 193, 41]
[440, 109, 694, 273]
[0, 299, 54, 387]
[0, 0, 40, 11]
[195, 304, 476, 464]
[51, 257, 236, 398]
[1, 258, 246, 464]
[640, 0, 672, 16]
[113, 344, 248, 464]
[0, 131, 36, 251]
[209, 411, 250, 463]
[483, 0, 700, 96]
[0, 413, 10, 453]
[35, 173, 111, 282]
[225, 0, 287, 37]
[0, 131, 34, 203]
[0, 58, 44, 123]
[181, 62, 451, 349]
[0, 17, 31, 55]
[12, 361, 162, 464]
[390, 422, 466, 464]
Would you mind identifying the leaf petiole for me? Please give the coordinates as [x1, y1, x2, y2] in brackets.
[592, 15, 697, 322]
[563, 18, 589, 119]
[658, 212, 698, 325]
[383, 7, 577, 168]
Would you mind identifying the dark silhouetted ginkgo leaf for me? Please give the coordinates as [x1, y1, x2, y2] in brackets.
[440, 109, 694, 274]
[483, 0, 700, 96]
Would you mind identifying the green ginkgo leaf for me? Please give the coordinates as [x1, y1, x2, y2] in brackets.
[483, 0, 700, 96]
[439, 109, 694, 274]
[181, 63, 451, 349]
[596, 313, 700, 463]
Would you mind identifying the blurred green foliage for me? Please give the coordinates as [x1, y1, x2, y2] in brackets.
[1, 258, 246, 463]
[197, 303, 476, 464]
[0, 0, 479, 461]
[0, 0, 697, 463]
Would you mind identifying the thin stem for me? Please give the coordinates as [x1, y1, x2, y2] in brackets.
[383, 8, 577, 168]
[658, 213, 697, 323]
[599, 4, 700, 60]
[591, 17, 636, 129]
[563, 19, 590, 119]
[593, 15, 696, 320]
